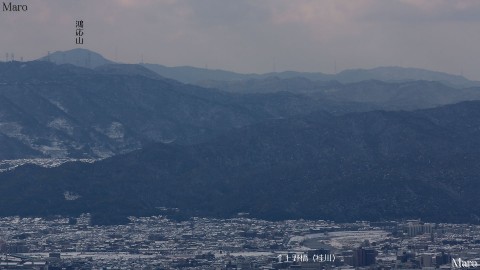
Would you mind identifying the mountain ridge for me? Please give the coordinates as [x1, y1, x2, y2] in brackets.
[33, 48, 480, 87]
[1, 101, 480, 224]
[1, 60, 375, 160]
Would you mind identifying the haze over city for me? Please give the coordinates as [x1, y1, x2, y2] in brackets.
[2, 0, 480, 79]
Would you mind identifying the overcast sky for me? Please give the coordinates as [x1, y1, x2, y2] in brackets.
[2, 0, 480, 79]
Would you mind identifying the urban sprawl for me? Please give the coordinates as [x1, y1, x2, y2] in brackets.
[0, 214, 479, 269]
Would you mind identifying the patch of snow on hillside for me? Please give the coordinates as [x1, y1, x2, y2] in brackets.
[50, 100, 69, 113]
[0, 158, 96, 172]
[64, 191, 81, 201]
[106, 122, 125, 140]
[48, 118, 74, 135]
[94, 122, 125, 140]
[0, 122, 24, 138]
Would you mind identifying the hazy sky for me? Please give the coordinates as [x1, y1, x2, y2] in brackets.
[2, 0, 480, 79]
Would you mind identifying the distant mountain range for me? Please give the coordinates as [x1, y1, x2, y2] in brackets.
[38, 49, 480, 87]
[2, 101, 480, 224]
[1, 48, 480, 224]
[143, 63, 479, 88]
[199, 78, 480, 110]
[204, 78, 480, 110]
[0, 60, 372, 159]
[2, 56, 480, 160]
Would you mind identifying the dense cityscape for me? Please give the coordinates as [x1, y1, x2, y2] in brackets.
[0, 214, 479, 269]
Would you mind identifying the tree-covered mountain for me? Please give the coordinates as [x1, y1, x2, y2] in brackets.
[0, 61, 371, 159]
[320, 80, 480, 110]
[200, 77, 480, 110]
[3, 58, 480, 160]
[198, 77, 338, 94]
[2, 101, 480, 224]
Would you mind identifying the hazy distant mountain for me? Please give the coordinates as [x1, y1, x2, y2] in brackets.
[37, 48, 114, 68]
[145, 63, 480, 88]
[335, 66, 478, 87]
[142, 63, 333, 84]
[35, 49, 479, 87]
[2, 101, 480, 224]
[95, 63, 166, 80]
[200, 77, 480, 110]
[198, 77, 339, 94]
[322, 80, 480, 110]
[141, 63, 256, 83]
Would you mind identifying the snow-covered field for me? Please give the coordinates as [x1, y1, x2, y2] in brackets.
[291, 230, 389, 250]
